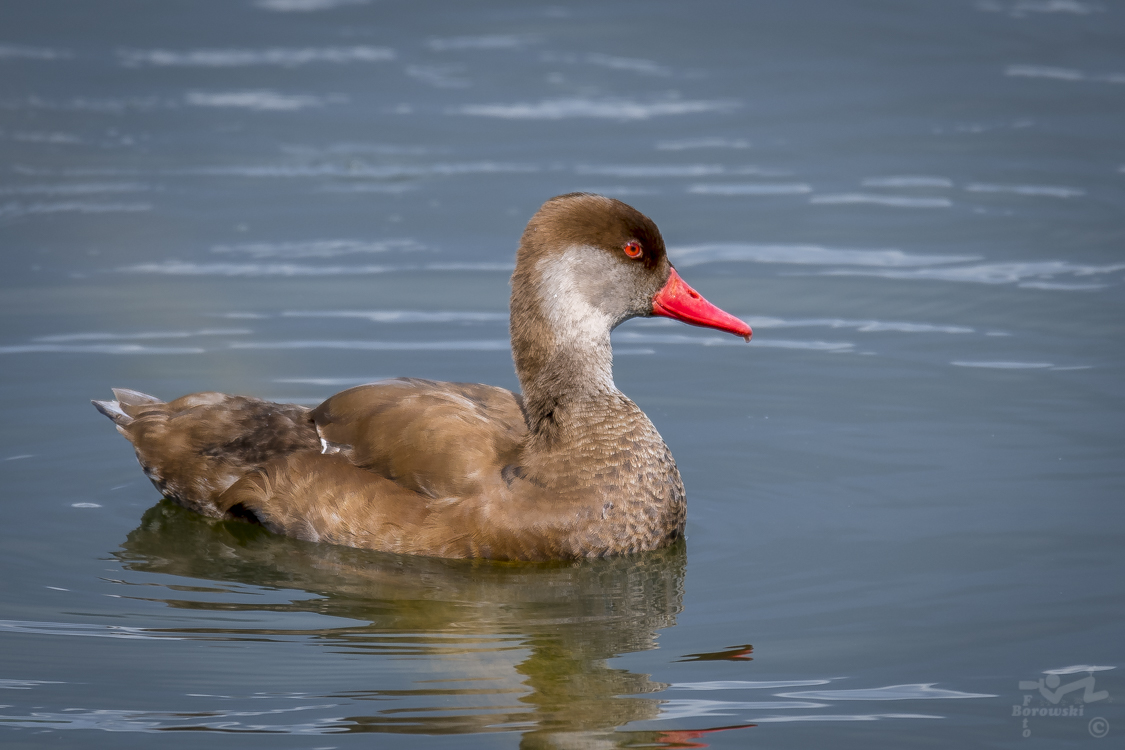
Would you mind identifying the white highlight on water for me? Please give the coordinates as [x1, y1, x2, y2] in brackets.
[10, 131, 82, 144]
[862, 176, 954, 188]
[672, 680, 832, 691]
[212, 239, 423, 259]
[741, 318, 973, 334]
[231, 340, 511, 351]
[657, 137, 751, 150]
[281, 310, 507, 323]
[614, 331, 853, 351]
[274, 377, 387, 386]
[824, 260, 1125, 286]
[185, 91, 345, 111]
[577, 164, 724, 178]
[952, 361, 1054, 369]
[254, 0, 370, 11]
[670, 243, 978, 268]
[34, 329, 249, 343]
[965, 183, 1084, 198]
[690, 183, 812, 195]
[405, 64, 470, 88]
[540, 52, 672, 76]
[0, 202, 150, 220]
[0, 183, 148, 196]
[118, 47, 394, 67]
[0, 44, 72, 60]
[0, 344, 205, 355]
[1005, 64, 1125, 84]
[451, 98, 737, 120]
[811, 193, 953, 208]
[427, 35, 538, 51]
[978, 1, 1103, 15]
[777, 684, 997, 700]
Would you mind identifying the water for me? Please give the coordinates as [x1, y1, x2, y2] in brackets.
[1, 0, 1122, 746]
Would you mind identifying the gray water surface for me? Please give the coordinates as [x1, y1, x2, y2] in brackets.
[1, 1, 1122, 747]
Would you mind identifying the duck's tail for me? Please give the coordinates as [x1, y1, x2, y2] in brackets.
[92, 388, 164, 430]
[92, 388, 320, 518]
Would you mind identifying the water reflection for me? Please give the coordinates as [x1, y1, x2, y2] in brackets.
[115, 501, 697, 747]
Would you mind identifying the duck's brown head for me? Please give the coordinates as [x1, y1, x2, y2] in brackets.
[510, 194, 751, 418]
[513, 193, 751, 344]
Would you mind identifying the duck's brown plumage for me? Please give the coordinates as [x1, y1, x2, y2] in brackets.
[93, 194, 752, 561]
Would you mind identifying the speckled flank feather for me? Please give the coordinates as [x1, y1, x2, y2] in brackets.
[92, 194, 738, 560]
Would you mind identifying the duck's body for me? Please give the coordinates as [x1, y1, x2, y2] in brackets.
[94, 194, 751, 561]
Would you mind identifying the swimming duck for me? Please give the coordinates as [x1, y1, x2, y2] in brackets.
[93, 193, 752, 560]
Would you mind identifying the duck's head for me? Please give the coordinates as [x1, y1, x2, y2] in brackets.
[512, 193, 752, 347]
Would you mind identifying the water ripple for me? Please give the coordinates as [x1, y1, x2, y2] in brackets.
[176, 161, 538, 179]
[672, 680, 831, 691]
[0, 201, 150, 220]
[540, 52, 672, 76]
[230, 340, 511, 351]
[0, 619, 181, 640]
[690, 183, 812, 195]
[614, 332, 852, 351]
[576, 164, 724, 178]
[810, 194, 953, 208]
[212, 239, 423, 259]
[824, 260, 1125, 287]
[951, 361, 1055, 369]
[0, 344, 205, 355]
[753, 713, 943, 723]
[743, 317, 973, 334]
[0, 44, 71, 60]
[964, 183, 1084, 198]
[0, 679, 64, 690]
[659, 699, 828, 720]
[0, 183, 148, 196]
[122, 262, 395, 276]
[7, 131, 82, 144]
[861, 176, 954, 188]
[656, 138, 751, 150]
[33, 329, 249, 343]
[0, 705, 341, 733]
[119, 46, 394, 67]
[776, 684, 996, 700]
[184, 91, 345, 111]
[451, 98, 738, 120]
[119, 261, 511, 276]
[670, 243, 977, 268]
[281, 310, 507, 323]
[427, 35, 538, 51]
[1006, 64, 1125, 83]
[978, 1, 1103, 16]
[254, 0, 370, 11]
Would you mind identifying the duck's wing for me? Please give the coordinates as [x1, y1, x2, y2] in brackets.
[310, 378, 527, 499]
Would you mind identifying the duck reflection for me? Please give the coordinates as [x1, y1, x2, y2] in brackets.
[116, 501, 703, 748]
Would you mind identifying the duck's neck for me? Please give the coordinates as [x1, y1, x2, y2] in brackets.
[510, 248, 620, 441]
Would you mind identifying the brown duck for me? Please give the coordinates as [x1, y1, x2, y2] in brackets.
[93, 193, 752, 560]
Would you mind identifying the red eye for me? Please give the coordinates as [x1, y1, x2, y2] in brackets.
[623, 241, 643, 259]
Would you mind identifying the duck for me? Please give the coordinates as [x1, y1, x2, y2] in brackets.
[93, 193, 752, 561]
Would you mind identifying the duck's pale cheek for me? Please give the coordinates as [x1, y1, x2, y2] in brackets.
[536, 247, 618, 346]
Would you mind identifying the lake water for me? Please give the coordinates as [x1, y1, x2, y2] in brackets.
[1, 0, 1122, 747]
